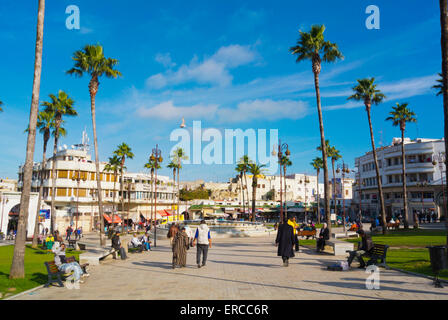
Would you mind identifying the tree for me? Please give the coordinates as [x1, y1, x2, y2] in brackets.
[433, 73, 443, 96]
[348, 78, 387, 234]
[10, 0, 45, 279]
[67, 44, 122, 246]
[279, 155, 292, 215]
[386, 103, 417, 229]
[235, 164, 246, 215]
[172, 147, 188, 221]
[311, 157, 324, 224]
[237, 156, 253, 214]
[30, 110, 57, 248]
[329, 146, 342, 213]
[290, 25, 343, 235]
[144, 158, 161, 227]
[42, 91, 77, 234]
[439, 0, 448, 250]
[104, 155, 121, 226]
[248, 163, 266, 222]
[114, 143, 134, 232]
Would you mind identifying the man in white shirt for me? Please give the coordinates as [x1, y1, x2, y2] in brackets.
[131, 234, 143, 252]
[192, 220, 212, 268]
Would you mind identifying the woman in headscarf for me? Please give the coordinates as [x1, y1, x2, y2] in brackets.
[172, 227, 189, 269]
[167, 223, 179, 246]
[275, 215, 295, 267]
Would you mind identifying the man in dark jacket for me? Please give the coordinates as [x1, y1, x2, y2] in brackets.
[316, 223, 330, 252]
[111, 231, 124, 259]
[275, 215, 295, 267]
[347, 229, 374, 268]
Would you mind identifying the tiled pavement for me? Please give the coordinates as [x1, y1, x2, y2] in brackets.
[10, 234, 448, 300]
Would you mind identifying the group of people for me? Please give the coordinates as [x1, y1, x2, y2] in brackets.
[65, 226, 83, 241]
[130, 232, 152, 252]
[416, 211, 438, 224]
[168, 220, 212, 269]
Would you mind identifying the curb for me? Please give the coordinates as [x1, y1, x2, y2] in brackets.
[388, 266, 448, 284]
[3, 284, 45, 300]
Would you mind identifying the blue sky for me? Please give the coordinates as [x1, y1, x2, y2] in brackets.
[0, 0, 443, 182]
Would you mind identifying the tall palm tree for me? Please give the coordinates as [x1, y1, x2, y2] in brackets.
[290, 25, 343, 235]
[311, 157, 324, 224]
[67, 44, 121, 246]
[144, 158, 161, 227]
[235, 164, 246, 214]
[238, 156, 253, 214]
[329, 146, 342, 214]
[348, 78, 387, 234]
[42, 91, 77, 234]
[386, 103, 417, 229]
[172, 147, 188, 221]
[279, 155, 292, 215]
[248, 163, 266, 222]
[439, 0, 448, 249]
[167, 160, 177, 216]
[114, 143, 134, 232]
[433, 73, 443, 96]
[30, 110, 55, 248]
[104, 155, 121, 227]
[10, 0, 45, 279]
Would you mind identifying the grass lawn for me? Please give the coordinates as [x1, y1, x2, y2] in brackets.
[0, 245, 82, 299]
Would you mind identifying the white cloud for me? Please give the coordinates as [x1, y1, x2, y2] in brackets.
[146, 44, 257, 89]
[155, 53, 176, 68]
[136, 100, 218, 120]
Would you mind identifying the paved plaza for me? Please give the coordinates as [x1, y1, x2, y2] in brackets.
[9, 234, 448, 300]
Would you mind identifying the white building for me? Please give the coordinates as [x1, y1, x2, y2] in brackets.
[354, 137, 446, 221]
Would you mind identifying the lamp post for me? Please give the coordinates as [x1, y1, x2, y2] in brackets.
[151, 145, 163, 247]
[432, 152, 446, 222]
[336, 162, 350, 233]
[301, 176, 310, 222]
[271, 140, 290, 223]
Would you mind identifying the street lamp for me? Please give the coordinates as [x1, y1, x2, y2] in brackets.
[432, 152, 446, 222]
[336, 162, 350, 233]
[272, 140, 290, 223]
[151, 145, 163, 247]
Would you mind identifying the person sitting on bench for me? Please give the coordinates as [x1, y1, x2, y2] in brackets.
[130, 233, 144, 252]
[53, 243, 87, 283]
[347, 230, 374, 269]
[141, 233, 151, 251]
[316, 223, 330, 252]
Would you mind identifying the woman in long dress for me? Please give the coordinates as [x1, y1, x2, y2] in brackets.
[172, 227, 189, 269]
[275, 218, 295, 267]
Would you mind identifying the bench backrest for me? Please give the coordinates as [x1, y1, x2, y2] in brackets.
[371, 244, 388, 256]
[45, 261, 60, 274]
[298, 230, 316, 236]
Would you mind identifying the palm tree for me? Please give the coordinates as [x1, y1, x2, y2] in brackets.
[311, 157, 324, 224]
[104, 155, 121, 227]
[172, 147, 188, 221]
[248, 163, 266, 222]
[167, 160, 177, 215]
[30, 110, 56, 248]
[41, 91, 77, 234]
[114, 143, 134, 232]
[386, 103, 417, 229]
[279, 155, 292, 215]
[433, 73, 443, 96]
[10, 0, 45, 279]
[290, 25, 343, 235]
[235, 164, 246, 215]
[238, 156, 253, 214]
[348, 78, 387, 234]
[439, 0, 448, 249]
[0, 100, 3, 112]
[67, 44, 122, 246]
[144, 158, 161, 227]
[329, 146, 342, 214]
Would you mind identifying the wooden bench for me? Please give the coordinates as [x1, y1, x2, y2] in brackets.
[297, 230, 316, 239]
[350, 242, 390, 269]
[66, 256, 89, 274]
[67, 240, 77, 249]
[386, 222, 400, 230]
[44, 261, 70, 287]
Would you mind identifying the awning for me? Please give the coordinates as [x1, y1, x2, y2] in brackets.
[103, 214, 122, 224]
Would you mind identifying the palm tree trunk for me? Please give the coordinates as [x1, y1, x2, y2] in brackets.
[244, 172, 250, 217]
[32, 135, 48, 248]
[252, 180, 257, 222]
[50, 117, 61, 234]
[111, 171, 117, 225]
[401, 128, 409, 229]
[313, 67, 332, 236]
[177, 166, 180, 221]
[317, 169, 320, 224]
[120, 167, 124, 232]
[241, 175, 245, 215]
[439, 0, 448, 250]
[89, 77, 106, 246]
[366, 106, 387, 234]
[10, 0, 45, 279]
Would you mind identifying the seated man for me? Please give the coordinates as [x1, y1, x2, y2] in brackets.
[346, 230, 374, 269]
[53, 243, 87, 283]
[140, 233, 152, 251]
[316, 223, 330, 252]
[130, 233, 144, 252]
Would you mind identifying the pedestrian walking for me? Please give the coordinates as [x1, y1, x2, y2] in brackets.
[167, 223, 179, 246]
[183, 223, 194, 247]
[316, 223, 330, 253]
[275, 215, 295, 267]
[193, 220, 212, 268]
[287, 216, 299, 252]
[66, 226, 72, 241]
[172, 227, 190, 269]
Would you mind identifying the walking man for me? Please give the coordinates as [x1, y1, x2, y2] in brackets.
[193, 220, 212, 268]
[275, 214, 295, 267]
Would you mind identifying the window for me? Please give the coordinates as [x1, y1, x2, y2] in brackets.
[58, 170, 69, 179]
[408, 155, 416, 163]
[388, 175, 393, 184]
[56, 188, 67, 197]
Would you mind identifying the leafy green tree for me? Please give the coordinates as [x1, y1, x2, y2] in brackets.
[144, 157, 161, 225]
[433, 73, 443, 96]
[348, 78, 387, 234]
[248, 163, 266, 222]
[386, 102, 417, 229]
[235, 164, 246, 214]
[67, 44, 122, 246]
[237, 156, 253, 213]
[290, 24, 343, 234]
[42, 90, 77, 234]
